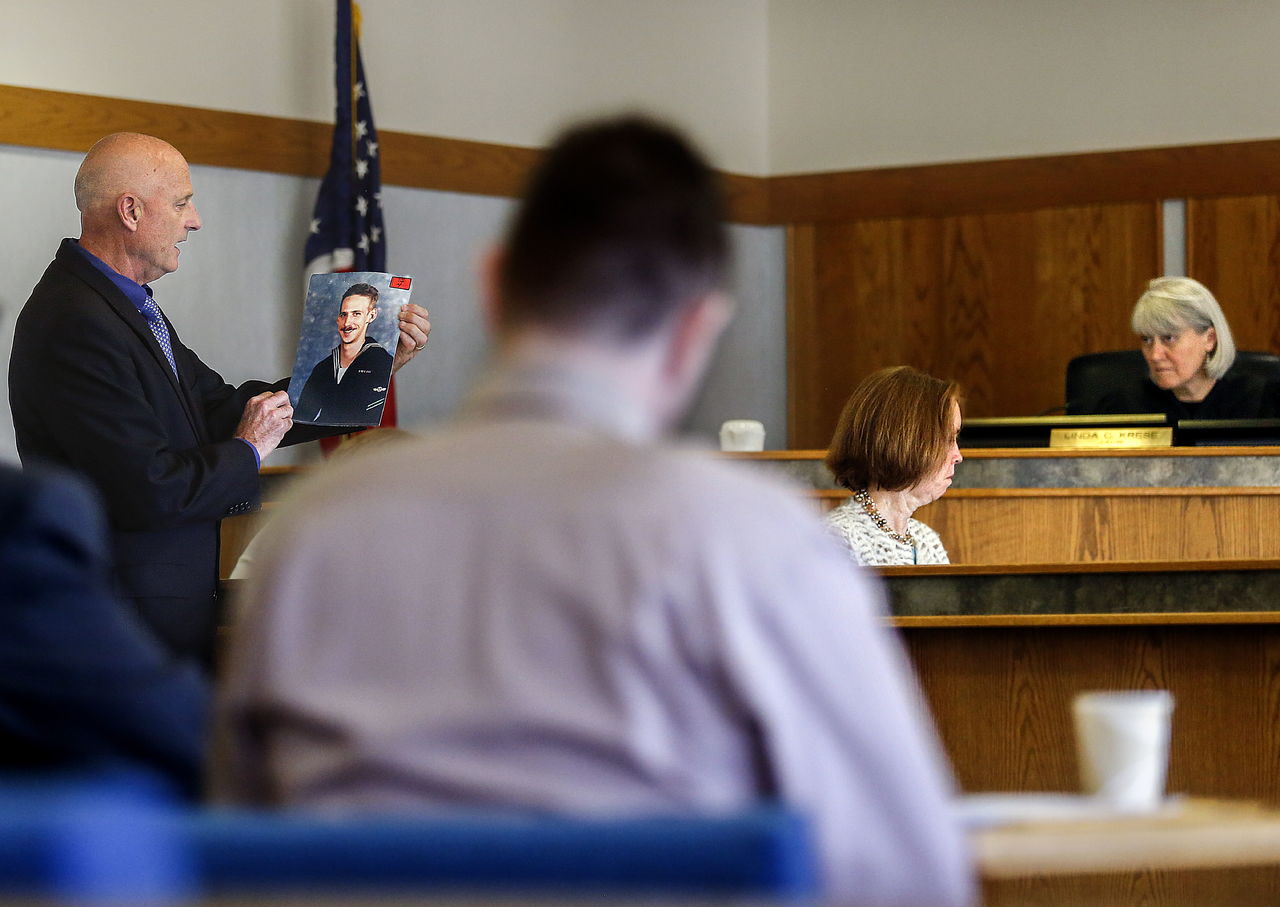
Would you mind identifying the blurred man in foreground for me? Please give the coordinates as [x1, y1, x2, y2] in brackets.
[215, 115, 974, 905]
[0, 464, 206, 799]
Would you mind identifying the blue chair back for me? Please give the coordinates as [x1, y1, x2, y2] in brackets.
[185, 806, 818, 899]
[0, 771, 816, 902]
[0, 772, 192, 901]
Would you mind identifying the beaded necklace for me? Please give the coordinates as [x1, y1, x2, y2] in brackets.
[853, 489, 915, 548]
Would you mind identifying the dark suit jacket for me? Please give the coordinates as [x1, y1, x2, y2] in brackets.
[0, 464, 208, 799]
[9, 239, 331, 664]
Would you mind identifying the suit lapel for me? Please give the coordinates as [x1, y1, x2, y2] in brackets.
[55, 242, 207, 441]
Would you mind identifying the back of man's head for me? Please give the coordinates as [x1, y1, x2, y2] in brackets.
[497, 115, 729, 342]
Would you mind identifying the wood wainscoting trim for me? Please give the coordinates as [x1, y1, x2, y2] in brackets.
[0, 84, 333, 180]
[894, 611, 1280, 628]
[0, 84, 772, 225]
[769, 138, 1280, 223]
[877, 558, 1280, 577]
[7, 83, 1280, 226]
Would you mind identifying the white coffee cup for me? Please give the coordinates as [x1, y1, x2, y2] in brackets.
[1073, 690, 1174, 811]
[719, 419, 765, 452]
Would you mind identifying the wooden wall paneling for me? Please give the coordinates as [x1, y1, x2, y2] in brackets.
[768, 138, 1280, 223]
[937, 212, 1027, 417]
[788, 203, 1159, 444]
[898, 218, 948, 376]
[790, 216, 946, 447]
[1187, 195, 1280, 353]
[845, 216, 947, 399]
[1032, 203, 1161, 364]
[790, 211, 1007, 446]
[942, 203, 1156, 417]
[791, 218, 877, 448]
[719, 173, 773, 227]
[1263, 629, 1280, 801]
[809, 219, 891, 429]
[905, 624, 1280, 905]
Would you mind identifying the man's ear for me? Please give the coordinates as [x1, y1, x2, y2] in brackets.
[663, 290, 735, 387]
[479, 245, 506, 332]
[117, 193, 142, 232]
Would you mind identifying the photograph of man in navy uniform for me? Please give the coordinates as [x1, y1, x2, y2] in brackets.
[295, 282, 393, 426]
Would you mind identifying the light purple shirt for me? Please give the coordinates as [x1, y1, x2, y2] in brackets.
[215, 359, 975, 906]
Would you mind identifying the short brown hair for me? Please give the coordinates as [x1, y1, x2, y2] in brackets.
[341, 282, 379, 307]
[497, 115, 729, 341]
[825, 366, 962, 492]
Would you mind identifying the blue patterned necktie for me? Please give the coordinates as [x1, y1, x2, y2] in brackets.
[141, 296, 178, 377]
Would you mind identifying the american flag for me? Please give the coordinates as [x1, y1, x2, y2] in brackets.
[306, 0, 395, 432]
[306, 0, 384, 275]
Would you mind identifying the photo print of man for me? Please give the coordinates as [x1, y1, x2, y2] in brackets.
[289, 273, 411, 426]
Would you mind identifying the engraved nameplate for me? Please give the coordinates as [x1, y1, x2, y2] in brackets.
[1049, 427, 1173, 449]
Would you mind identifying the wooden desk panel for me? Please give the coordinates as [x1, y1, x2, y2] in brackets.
[903, 622, 1280, 798]
[912, 487, 1280, 564]
[904, 621, 1280, 905]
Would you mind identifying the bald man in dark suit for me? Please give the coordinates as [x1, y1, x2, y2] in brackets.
[9, 133, 431, 667]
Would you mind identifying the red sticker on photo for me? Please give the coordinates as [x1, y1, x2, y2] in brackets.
[390, 276, 412, 289]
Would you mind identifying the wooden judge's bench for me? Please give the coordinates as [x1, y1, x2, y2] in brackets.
[735, 445, 1280, 563]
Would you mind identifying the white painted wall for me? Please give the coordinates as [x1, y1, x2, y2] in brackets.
[7, 1, 1280, 174]
[0, 0, 770, 175]
[6, 2, 1280, 174]
[768, 0, 1280, 172]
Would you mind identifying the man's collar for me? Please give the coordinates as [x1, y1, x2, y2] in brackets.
[333, 337, 385, 362]
[462, 357, 658, 443]
[72, 241, 151, 313]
